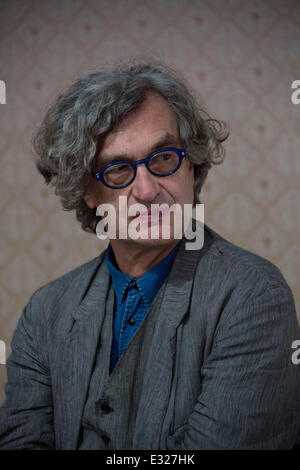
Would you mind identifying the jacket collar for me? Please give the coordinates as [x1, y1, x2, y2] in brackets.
[105, 241, 181, 307]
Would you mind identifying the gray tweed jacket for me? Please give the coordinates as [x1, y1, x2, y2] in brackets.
[0, 225, 299, 449]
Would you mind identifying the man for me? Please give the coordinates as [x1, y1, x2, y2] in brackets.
[0, 60, 299, 450]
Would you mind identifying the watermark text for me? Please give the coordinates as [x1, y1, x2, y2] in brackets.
[0, 79, 6, 104]
[96, 197, 204, 250]
[291, 80, 300, 104]
[0, 340, 6, 365]
[291, 340, 300, 365]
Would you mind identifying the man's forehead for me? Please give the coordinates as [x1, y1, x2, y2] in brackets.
[99, 93, 180, 160]
[112, 92, 175, 131]
[99, 132, 181, 165]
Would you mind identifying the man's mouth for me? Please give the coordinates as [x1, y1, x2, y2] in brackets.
[131, 206, 171, 223]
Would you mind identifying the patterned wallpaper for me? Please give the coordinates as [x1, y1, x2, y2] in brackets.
[0, 0, 299, 404]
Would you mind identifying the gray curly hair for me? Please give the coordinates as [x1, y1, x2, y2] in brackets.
[33, 58, 229, 233]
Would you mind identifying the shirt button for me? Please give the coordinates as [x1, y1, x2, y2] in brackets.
[128, 317, 136, 326]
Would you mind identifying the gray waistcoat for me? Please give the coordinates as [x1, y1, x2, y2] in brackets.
[78, 277, 167, 449]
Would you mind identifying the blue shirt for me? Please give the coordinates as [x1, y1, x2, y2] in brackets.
[105, 242, 181, 373]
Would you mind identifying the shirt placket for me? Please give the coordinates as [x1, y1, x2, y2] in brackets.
[118, 281, 142, 360]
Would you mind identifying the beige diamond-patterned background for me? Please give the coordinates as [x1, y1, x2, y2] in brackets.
[0, 0, 299, 404]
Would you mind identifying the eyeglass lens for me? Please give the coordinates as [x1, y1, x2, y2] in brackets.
[103, 150, 180, 187]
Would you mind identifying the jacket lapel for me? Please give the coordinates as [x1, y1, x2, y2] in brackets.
[134, 229, 213, 448]
[58, 254, 114, 449]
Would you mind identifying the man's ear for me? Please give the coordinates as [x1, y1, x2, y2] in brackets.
[188, 160, 195, 177]
[83, 190, 97, 209]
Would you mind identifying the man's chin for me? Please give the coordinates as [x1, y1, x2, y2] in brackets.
[117, 236, 180, 249]
[120, 224, 183, 246]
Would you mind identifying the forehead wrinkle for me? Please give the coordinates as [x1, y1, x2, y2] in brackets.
[100, 132, 180, 165]
[99, 93, 180, 164]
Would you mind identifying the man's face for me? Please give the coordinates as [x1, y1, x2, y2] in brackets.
[84, 92, 194, 248]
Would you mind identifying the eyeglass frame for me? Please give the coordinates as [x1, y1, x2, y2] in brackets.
[92, 147, 187, 189]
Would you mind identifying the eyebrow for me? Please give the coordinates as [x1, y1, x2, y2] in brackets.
[100, 133, 181, 166]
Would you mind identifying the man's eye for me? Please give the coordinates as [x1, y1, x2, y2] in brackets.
[157, 153, 172, 161]
[108, 164, 130, 173]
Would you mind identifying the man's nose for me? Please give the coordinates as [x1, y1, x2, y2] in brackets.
[130, 165, 160, 202]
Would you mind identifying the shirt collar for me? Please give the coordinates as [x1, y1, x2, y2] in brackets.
[105, 241, 181, 307]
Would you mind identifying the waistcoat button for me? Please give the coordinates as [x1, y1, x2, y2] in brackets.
[101, 433, 110, 443]
[101, 402, 113, 414]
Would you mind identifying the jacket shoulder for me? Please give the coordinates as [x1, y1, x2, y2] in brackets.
[27, 251, 105, 315]
[191, 226, 298, 334]
[201, 225, 293, 294]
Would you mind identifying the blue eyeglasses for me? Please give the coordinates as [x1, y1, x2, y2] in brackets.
[93, 147, 187, 189]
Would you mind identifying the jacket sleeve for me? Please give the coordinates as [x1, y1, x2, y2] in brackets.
[167, 281, 300, 450]
[0, 295, 55, 449]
